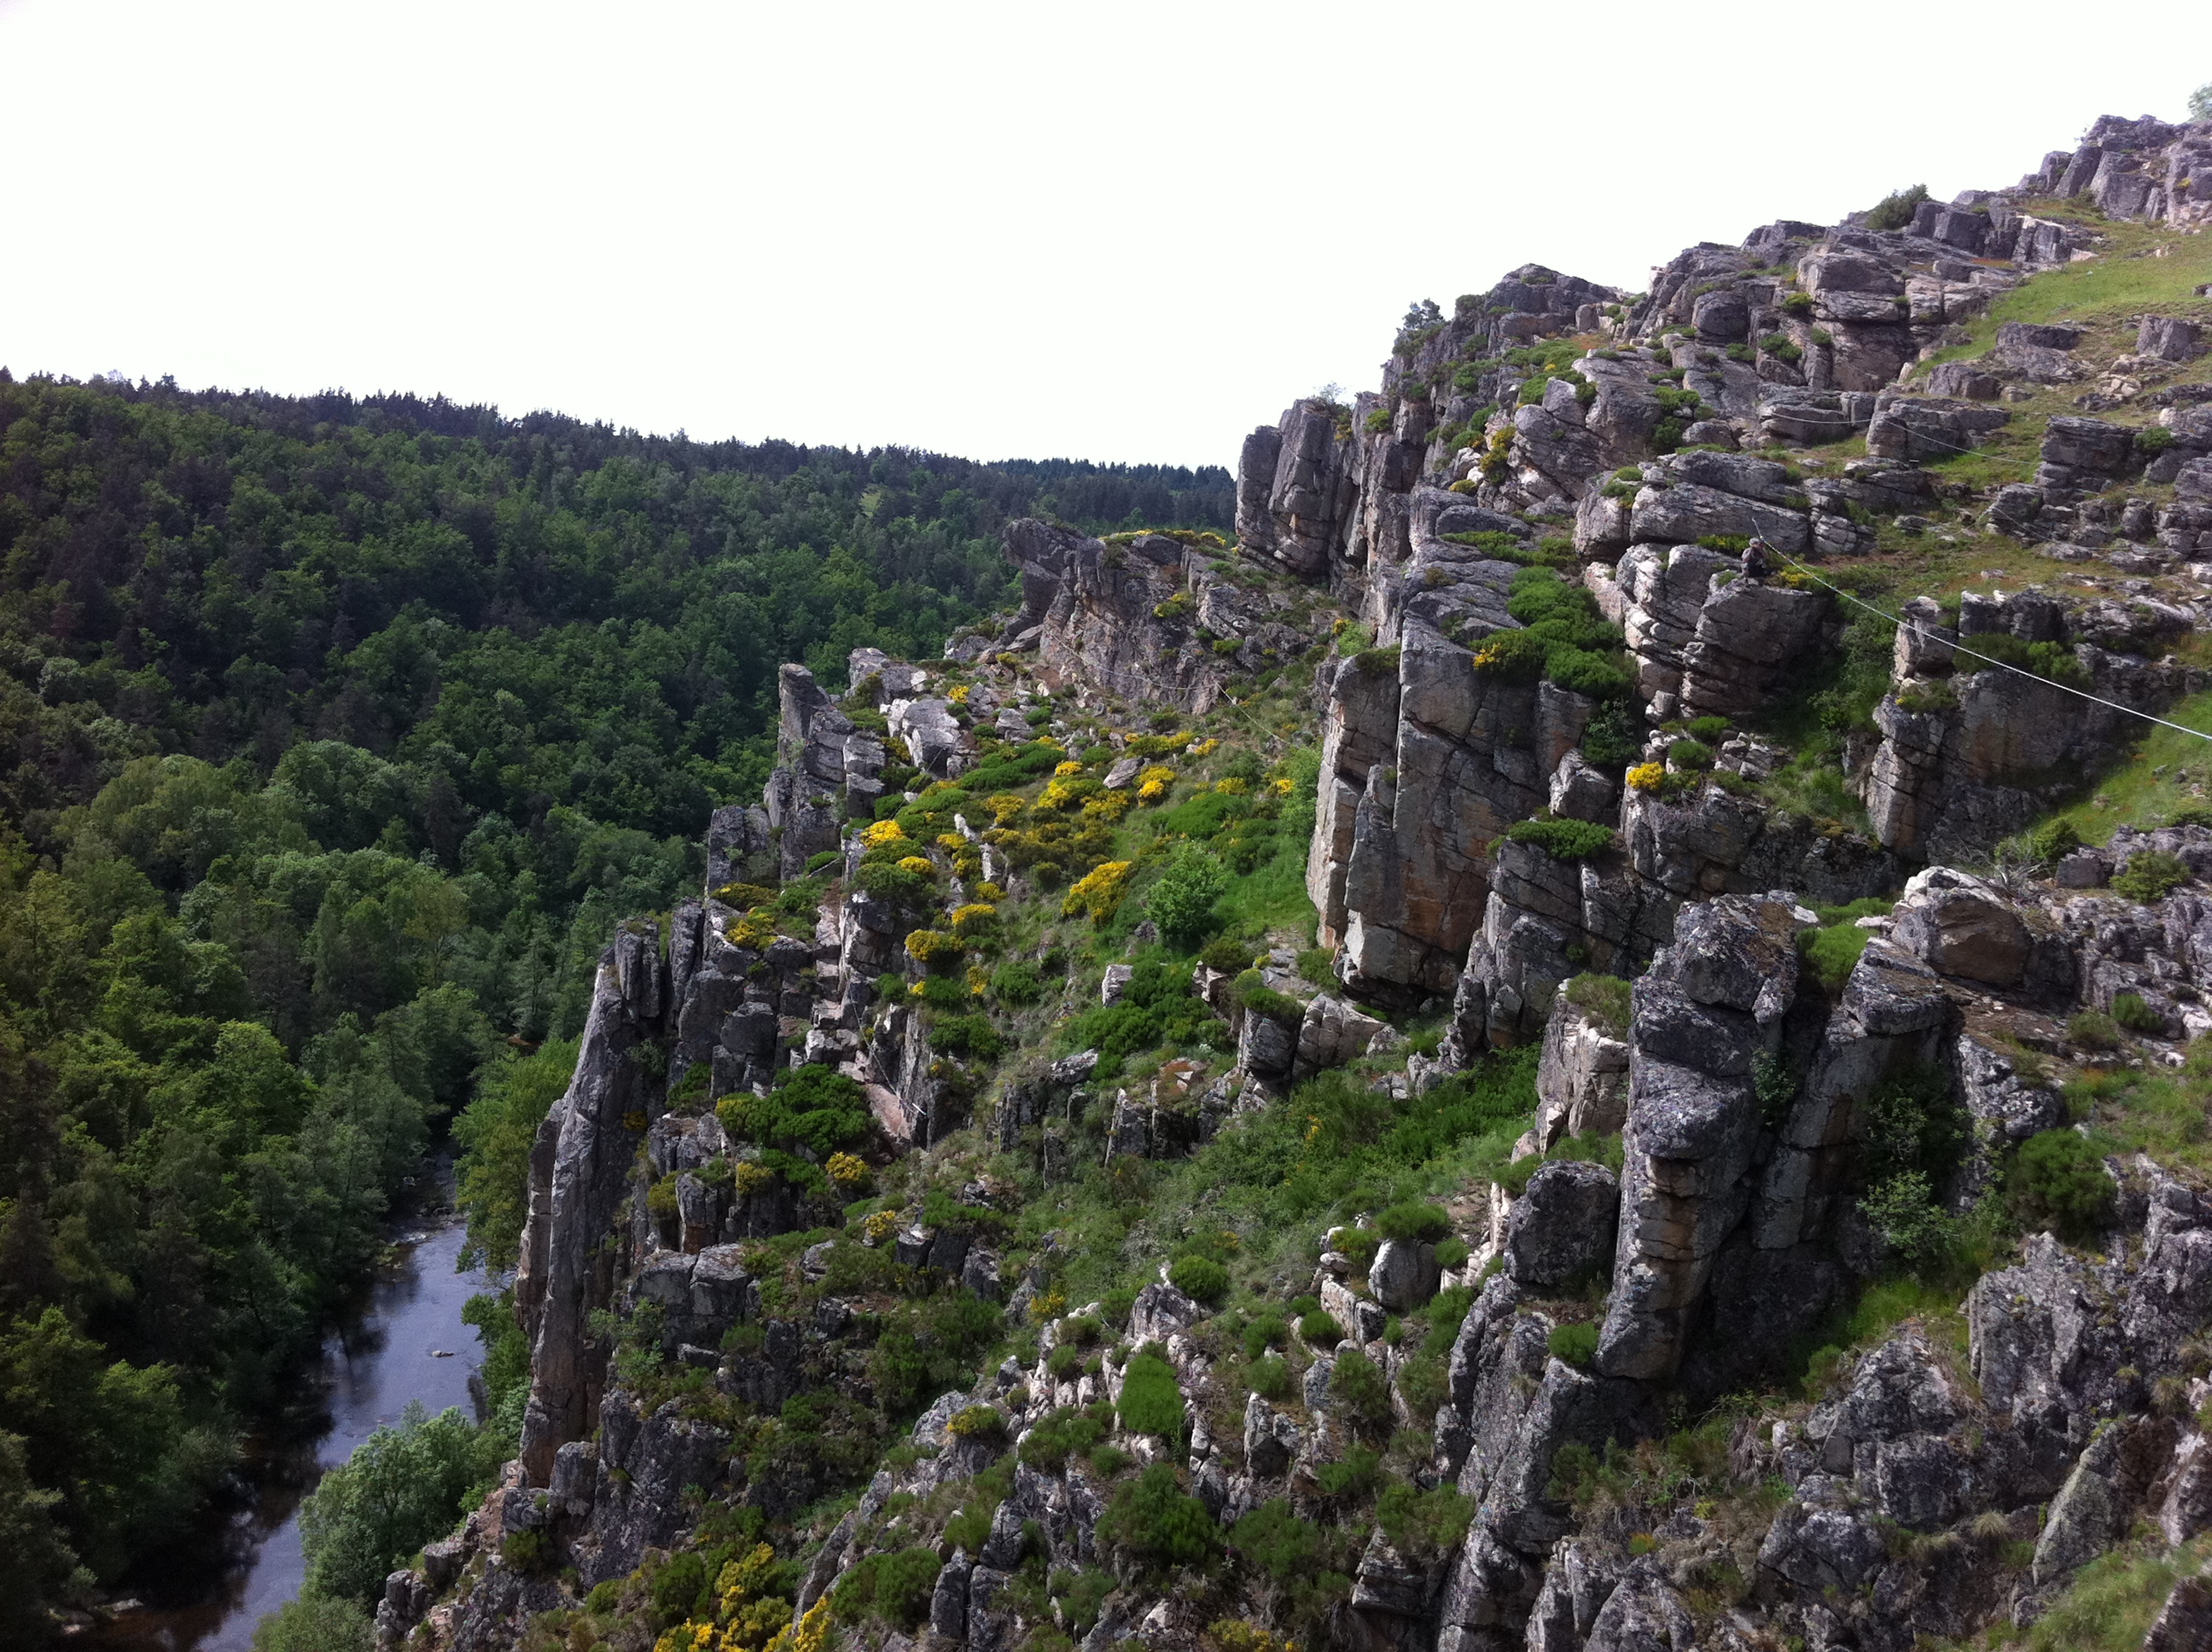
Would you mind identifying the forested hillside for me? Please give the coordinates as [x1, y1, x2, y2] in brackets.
[0, 368, 1234, 1627]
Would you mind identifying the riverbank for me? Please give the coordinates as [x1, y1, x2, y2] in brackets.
[81, 1209, 487, 1650]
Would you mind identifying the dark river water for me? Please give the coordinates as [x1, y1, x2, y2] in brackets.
[84, 1216, 488, 1651]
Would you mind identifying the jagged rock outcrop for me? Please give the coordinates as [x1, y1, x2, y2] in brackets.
[1866, 586, 2197, 858]
[515, 925, 667, 1485]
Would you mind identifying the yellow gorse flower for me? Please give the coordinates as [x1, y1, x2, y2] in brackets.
[1626, 761, 1665, 793]
[861, 818, 906, 847]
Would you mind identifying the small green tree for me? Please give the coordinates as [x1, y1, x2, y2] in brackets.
[298, 1403, 498, 1605]
[1100, 1463, 1218, 1568]
[2192, 81, 2212, 122]
[252, 1594, 375, 1652]
[1147, 844, 1229, 949]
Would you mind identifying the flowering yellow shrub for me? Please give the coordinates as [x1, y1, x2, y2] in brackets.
[733, 1160, 777, 1195]
[827, 1151, 870, 1188]
[1214, 777, 1250, 796]
[864, 1209, 898, 1244]
[973, 881, 1004, 901]
[897, 855, 936, 876]
[946, 1404, 1005, 1438]
[1083, 791, 1132, 823]
[1137, 765, 1177, 804]
[1272, 776, 1296, 795]
[861, 818, 906, 847]
[1188, 736, 1220, 758]
[1054, 759, 1085, 777]
[1028, 1283, 1068, 1322]
[948, 683, 970, 704]
[1039, 775, 1101, 811]
[1209, 1622, 1299, 1652]
[987, 794, 1028, 826]
[1626, 761, 1665, 793]
[905, 928, 963, 963]
[949, 903, 998, 933]
[728, 907, 777, 948]
[1062, 859, 1134, 922]
[937, 832, 966, 851]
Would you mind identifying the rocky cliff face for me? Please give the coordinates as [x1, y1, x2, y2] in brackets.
[395, 108, 2212, 1652]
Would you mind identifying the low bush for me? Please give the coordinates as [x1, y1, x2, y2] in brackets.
[1297, 1309, 1340, 1346]
[1019, 1406, 1106, 1470]
[1798, 921, 1872, 992]
[1563, 971, 1631, 1035]
[989, 960, 1044, 1004]
[1246, 1353, 1292, 1399]
[2069, 1009, 2122, 1050]
[2110, 992, 2163, 1034]
[1863, 183, 1930, 232]
[835, 1545, 941, 1628]
[1116, 1350, 1185, 1436]
[1376, 1482, 1477, 1557]
[1506, 817, 1616, 861]
[1375, 1201, 1454, 1244]
[1547, 1323, 1599, 1368]
[2115, 850, 2191, 904]
[1100, 1463, 1218, 1568]
[2027, 818, 2082, 862]
[1149, 843, 1230, 948]
[1329, 1350, 1392, 1427]
[2011, 1129, 2115, 1239]
[1167, 1254, 1229, 1304]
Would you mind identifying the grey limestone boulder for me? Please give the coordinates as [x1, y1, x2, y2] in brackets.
[1369, 1237, 1441, 1311]
[2139, 315, 2204, 362]
[1891, 865, 2029, 986]
[1504, 1160, 1619, 1290]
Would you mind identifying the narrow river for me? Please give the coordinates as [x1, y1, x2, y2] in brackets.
[86, 1215, 487, 1651]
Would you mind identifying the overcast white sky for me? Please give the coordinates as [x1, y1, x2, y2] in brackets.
[2, 1, 2207, 473]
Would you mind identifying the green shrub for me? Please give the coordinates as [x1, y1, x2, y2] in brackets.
[1240, 1313, 1286, 1359]
[2010, 1130, 2115, 1240]
[859, 1546, 943, 1627]
[1434, 1237, 1470, 1270]
[2110, 992, 2163, 1033]
[1046, 1343, 1083, 1382]
[2027, 818, 2082, 862]
[1505, 818, 1616, 862]
[1895, 679, 1958, 715]
[2137, 426, 2176, 454]
[1116, 1351, 1185, 1436]
[1047, 1568, 1114, 1636]
[719, 1064, 873, 1155]
[1547, 1323, 1598, 1368]
[1666, 737, 1714, 771]
[1377, 1483, 1477, 1557]
[1233, 973, 1305, 1023]
[1167, 1254, 1229, 1304]
[1149, 842, 1231, 948]
[989, 960, 1045, 1004]
[1312, 1442, 1384, 1498]
[1863, 183, 1930, 232]
[1229, 1498, 1321, 1582]
[1426, 1284, 1476, 1339]
[1100, 1463, 1218, 1568]
[1329, 1350, 1392, 1427]
[1247, 1353, 1292, 1399]
[2114, 850, 2191, 903]
[1298, 1309, 1340, 1346]
[1019, 1406, 1106, 1470]
[1798, 921, 1871, 992]
[1199, 936, 1255, 974]
[1781, 292, 1815, 317]
[2069, 1010, 2122, 1050]
[1860, 1170, 1952, 1266]
[298, 1402, 500, 1606]
[652, 1550, 712, 1625]
[1376, 1201, 1454, 1244]
[251, 1597, 374, 1652]
[1563, 972, 1631, 1035]
[2168, 807, 2212, 830]
[930, 1014, 1005, 1061]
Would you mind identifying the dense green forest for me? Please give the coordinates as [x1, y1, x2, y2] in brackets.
[0, 368, 1234, 1629]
